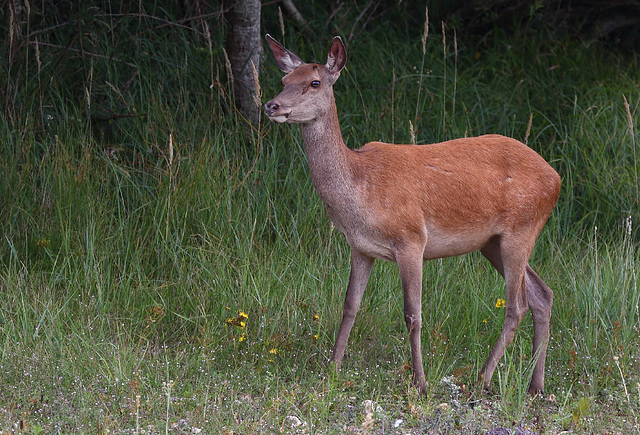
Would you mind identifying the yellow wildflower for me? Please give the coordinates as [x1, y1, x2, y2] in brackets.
[269, 348, 278, 354]
[495, 298, 506, 308]
[226, 311, 249, 328]
[35, 238, 50, 248]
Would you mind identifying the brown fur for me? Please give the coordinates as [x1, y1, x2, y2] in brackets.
[264, 34, 561, 395]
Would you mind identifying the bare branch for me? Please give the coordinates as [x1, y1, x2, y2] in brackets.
[280, 0, 308, 29]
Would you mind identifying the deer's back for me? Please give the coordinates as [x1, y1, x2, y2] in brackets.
[342, 134, 560, 258]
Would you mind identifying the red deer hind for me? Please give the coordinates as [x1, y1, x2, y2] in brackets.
[264, 34, 561, 395]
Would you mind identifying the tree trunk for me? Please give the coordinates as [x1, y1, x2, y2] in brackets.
[225, 0, 262, 127]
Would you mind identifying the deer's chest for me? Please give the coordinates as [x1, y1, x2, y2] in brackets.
[324, 203, 396, 261]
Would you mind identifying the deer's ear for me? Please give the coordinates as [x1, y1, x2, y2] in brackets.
[325, 36, 347, 83]
[266, 34, 304, 73]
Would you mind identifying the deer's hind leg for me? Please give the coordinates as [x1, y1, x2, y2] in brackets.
[396, 248, 427, 394]
[524, 265, 553, 394]
[478, 235, 530, 391]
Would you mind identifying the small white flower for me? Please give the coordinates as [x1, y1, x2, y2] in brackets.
[286, 415, 306, 428]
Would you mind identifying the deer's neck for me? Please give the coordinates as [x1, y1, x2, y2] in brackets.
[300, 98, 356, 210]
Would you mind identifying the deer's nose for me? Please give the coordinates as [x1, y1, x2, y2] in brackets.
[265, 100, 279, 116]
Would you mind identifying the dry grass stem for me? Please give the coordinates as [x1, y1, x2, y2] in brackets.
[413, 6, 429, 129]
[453, 27, 457, 118]
[392, 65, 395, 144]
[409, 120, 416, 145]
[35, 37, 42, 75]
[251, 60, 261, 109]
[169, 133, 174, 168]
[421, 7, 429, 55]
[623, 94, 634, 136]
[278, 6, 285, 41]
[222, 47, 234, 102]
[441, 21, 447, 133]
[525, 112, 533, 144]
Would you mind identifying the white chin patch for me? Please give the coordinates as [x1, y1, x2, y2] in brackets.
[268, 115, 290, 123]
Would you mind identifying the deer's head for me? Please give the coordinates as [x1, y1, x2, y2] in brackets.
[264, 35, 347, 124]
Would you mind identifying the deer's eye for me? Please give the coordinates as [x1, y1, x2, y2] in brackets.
[310, 80, 320, 88]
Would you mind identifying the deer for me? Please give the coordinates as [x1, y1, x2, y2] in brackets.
[264, 34, 561, 396]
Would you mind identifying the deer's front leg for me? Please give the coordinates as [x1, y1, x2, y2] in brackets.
[330, 250, 374, 368]
[396, 250, 426, 393]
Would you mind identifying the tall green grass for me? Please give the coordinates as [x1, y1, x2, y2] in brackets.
[1, 4, 639, 433]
